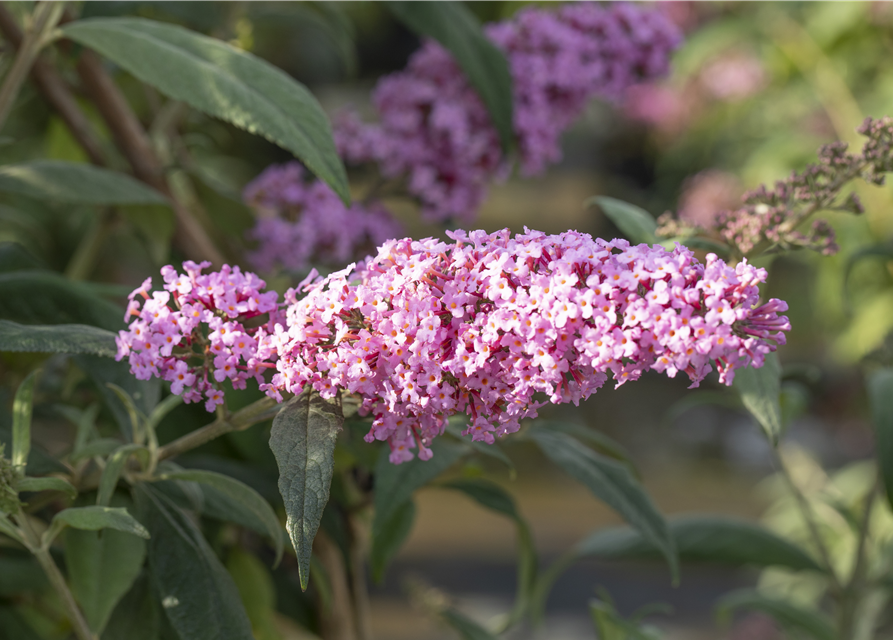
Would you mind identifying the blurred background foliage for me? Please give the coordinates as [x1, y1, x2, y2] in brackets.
[4, 1, 893, 638]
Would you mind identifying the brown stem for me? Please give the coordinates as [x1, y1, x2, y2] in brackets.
[156, 396, 278, 462]
[0, 4, 106, 165]
[314, 530, 359, 640]
[73, 48, 226, 267]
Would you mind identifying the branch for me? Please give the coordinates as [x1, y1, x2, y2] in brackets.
[156, 396, 279, 462]
[73, 48, 227, 267]
[0, 4, 106, 165]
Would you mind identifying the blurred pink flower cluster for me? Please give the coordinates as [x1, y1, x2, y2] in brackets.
[117, 228, 790, 463]
[243, 162, 402, 272]
[336, 2, 682, 223]
[115, 261, 281, 412]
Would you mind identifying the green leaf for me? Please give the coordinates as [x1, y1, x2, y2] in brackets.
[156, 469, 285, 566]
[268, 388, 344, 590]
[440, 608, 499, 640]
[370, 498, 416, 583]
[101, 572, 160, 640]
[97, 444, 149, 507]
[226, 548, 280, 640]
[66, 519, 147, 634]
[12, 369, 40, 473]
[868, 368, 893, 510]
[384, 1, 514, 152]
[0, 161, 167, 205]
[0, 271, 123, 331]
[716, 589, 835, 640]
[45, 506, 150, 545]
[0, 242, 44, 272]
[442, 479, 536, 632]
[70, 438, 123, 463]
[62, 17, 351, 205]
[0, 320, 117, 356]
[372, 436, 467, 549]
[588, 197, 658, 245]
[531, 421, 634, 470]
[575, 515, 825, 573]
[446, 419, 514, 475]
[56, 403, 101, 454]
[0, 516, 24, 545]
[15, 476, 77, 499]
[0, 555, 47, 594]
[134, 484, 254, 640]
[529, 430, 677, 581]
[0, 606, 42, 640]
[733, 352, 782, 444]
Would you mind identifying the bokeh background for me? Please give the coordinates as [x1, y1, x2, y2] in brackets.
[5, 2, 893, 638]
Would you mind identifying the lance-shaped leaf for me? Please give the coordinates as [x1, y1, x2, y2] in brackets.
[65, 499, 147, 635]
[372, 437, 467, 544]
[442, 479, 537, 632]
[44, 506, 150, 545]
[440, 608, 499, 640]
[869, 368, 893, 510]
[0, 517, 24, 546]
[135, 485, 253, 640]
[0, 242, 44, 273]
[529, 431, 677, 581]
[101, 572, 160, 640]
[97, 444, 149, 507]
[268, 389, 343, 590]
[588, 197, 658, 245]
[0, 161, 167, 205]
[716, 590, 835, 640]
[15, 476, 77, 500]
[62, 17, 350, 205]
[0, 320, 117, 357]
[733, 352, 783, 444]
[370, 498, 416, 584]
[0, 271, 122, 331]
[384, 1, 514, 153]
[156, 469, 285, 565]
[12, 369, 40, 473]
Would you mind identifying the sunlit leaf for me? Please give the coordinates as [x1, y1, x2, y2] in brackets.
[0, 161, 167, 205]
[0, 320, 117, 357]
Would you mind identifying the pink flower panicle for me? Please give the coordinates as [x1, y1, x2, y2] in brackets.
[115, 261, 281, 412]
[271, 229, 789, 463]
[243, 162, 403, 272]
[336, 2, 682, 223]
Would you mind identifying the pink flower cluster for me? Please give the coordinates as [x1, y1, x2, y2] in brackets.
[115, 262, 281, 412]
[336, 3, 682, 222]
[269, 229, 789, 463]
[243, 162, 403, 272]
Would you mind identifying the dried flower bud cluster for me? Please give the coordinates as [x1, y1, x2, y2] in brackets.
[658, 116, 893, 257]
[243, 162, 403, 272]
[115, 262, 281, 412]
[335, 2, 681, 223]
[119, 230, 789, 463]
[0, 445, 19, 514]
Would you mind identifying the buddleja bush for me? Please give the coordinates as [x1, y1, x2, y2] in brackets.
[1, 3, 893, 640]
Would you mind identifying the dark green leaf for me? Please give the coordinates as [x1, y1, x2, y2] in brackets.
[370, 498, 416, 583]
[62, 18, 351, 204]
[0, 271, 122, 331]
[0, 320, 117, 356]
[0, 555, 47, 595]
[66, 522, 147, 634]
[868, 368, 893, 510]
[225, 548, 280, 640]
[0, 426, 66, 476]
[442, 478, 517, 519]
[0, 242, 44, 272]
[733, 352, 782, 444]
[384, 1, 514, 152]
[15, 476, 77, 499]
[101, 572, 160, 640]
[156, 469, 285, 565]
[588, 197, 658, 245]
[135, 484, 254, 640]
[12, 369, 40, 473]
[0, 161, 167, 205]
[70, 437, 123, 463]
[45, 506, 150, 544]
[98, 444, 149, 507]
[372, 437, 466, 549]
[529, 431, 677, 581]
[0, 605, 42, 640]
[268, 389, 343, 590]
[531, 421, 634, 470]
[716, 589, 835, 640]
[440, 608, 499, 640]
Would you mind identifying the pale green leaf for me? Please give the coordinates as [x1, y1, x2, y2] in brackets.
[588, 197, 658, 245]
[0, 320, 117, 357]
[12, 370, 40, 473]
[15, 476, 76, 499]
[0, 161, 167, 205]
[733, 352, 782, 444]
[45, 506, 150, 545]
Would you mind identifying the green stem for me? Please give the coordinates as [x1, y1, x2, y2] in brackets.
[156, 396, 279, 462]
[0, 2, 63, 130]
[837, 480, 880, 640]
